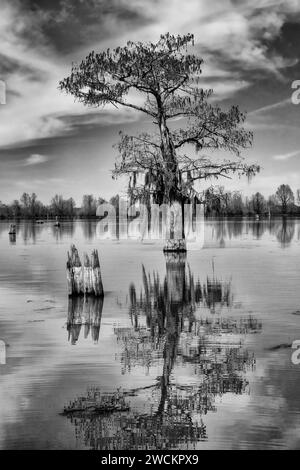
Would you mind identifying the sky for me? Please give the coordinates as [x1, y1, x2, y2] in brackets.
[0, 0, 300, 205]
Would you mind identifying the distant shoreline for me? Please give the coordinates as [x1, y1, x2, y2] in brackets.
[1, 215, 300, 221]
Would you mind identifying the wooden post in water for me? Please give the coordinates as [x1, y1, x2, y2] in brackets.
[67, 244, 104, 297]
[8, 224, 16, 235]
[83, 253, 92, 295]
[66, 245, 83, 295]
[91, 249, 104, 297]
[8, 223, 16, 244]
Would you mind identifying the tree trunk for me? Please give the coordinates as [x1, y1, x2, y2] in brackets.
[157, 99, 179, 203]
[157, 103, 186, 250]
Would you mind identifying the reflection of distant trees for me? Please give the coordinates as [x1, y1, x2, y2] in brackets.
[209, 218, 296, 246]
[81, 220, 97, 240]
[51, 221, 75, 240]
[226, 219, 244, 239]
[211, 219, 226, 247]
[12, 220, 77, 243]
[252, 218, 296, 246]
[249, 220, 265, 240]
[64, 255, 261, 450]
[211, 219, 246, 246]
[275, 218, 295, 247]
[22, 221, 37, 244]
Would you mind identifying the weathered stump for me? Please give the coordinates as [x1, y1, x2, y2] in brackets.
[67, 245, 104, 296]
[91, 250, 103, 296]
[8, 224, 16, 235]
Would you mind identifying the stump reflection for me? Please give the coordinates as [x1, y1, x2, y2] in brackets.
[67, 296, 104, 344]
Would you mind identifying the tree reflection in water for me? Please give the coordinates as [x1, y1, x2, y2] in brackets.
[52, 220, 75, 241]
[275, 217, 295, 247]
[210, 218, 296, 247]
[63, 253, 261, 450]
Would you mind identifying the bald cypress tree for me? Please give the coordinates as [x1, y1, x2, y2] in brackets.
[60, 33, 259, 247]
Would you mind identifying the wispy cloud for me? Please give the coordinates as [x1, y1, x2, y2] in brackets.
[24, 154, 49, 166]
[273, 150, 300, 161]
[249, 98, 291, 116]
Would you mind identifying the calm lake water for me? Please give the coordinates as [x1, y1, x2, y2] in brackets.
[0, 218, 300, 449]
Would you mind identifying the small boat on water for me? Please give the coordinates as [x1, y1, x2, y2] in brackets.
[36, 220, 44, 224]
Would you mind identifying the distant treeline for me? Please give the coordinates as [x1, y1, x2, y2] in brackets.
[0, 184, 299, 219]
[0, 194, 107, 219]
[206, 184, 300, 216]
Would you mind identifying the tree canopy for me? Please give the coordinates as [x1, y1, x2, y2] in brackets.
[275, 184, 294, 214]
[60, 33, 259, 205]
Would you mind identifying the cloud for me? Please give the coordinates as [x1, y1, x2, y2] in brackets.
[0, 0, 154, 149]
[249, 98, 291, 116]
[273, 149, 300, 161]
[0, 0, 299, 151]
[118, 0, 300, 78]
[57, 108, 140, 130]
[24, 154, 49, 166]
